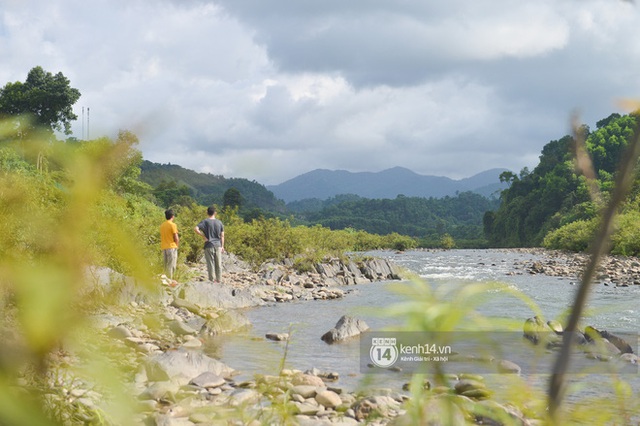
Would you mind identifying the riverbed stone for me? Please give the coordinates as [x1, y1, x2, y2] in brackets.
[189, 371, 226, 388]
[265, 332, 289, 341]
[145, 349, 234, 385]
[199, 310, 251, 335]
[169, 320, 198, 336]
[291, 373, 325, 387]
[497, 359, 521, 374]
[293, 401, 320, 416]
[315, 390, 342, 408]
[321, 315, 369, 344]
[228, 388, 260, 407]
[291, 385, 321, 398]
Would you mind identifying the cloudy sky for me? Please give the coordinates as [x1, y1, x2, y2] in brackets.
[1, 0, 639, 185]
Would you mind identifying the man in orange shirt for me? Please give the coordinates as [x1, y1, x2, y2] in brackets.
[160, 209, 179, 280]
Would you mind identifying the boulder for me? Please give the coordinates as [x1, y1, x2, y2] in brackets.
[523, 316, 560, 347]
[180, 282, 264, 309]
[315, 390, 342, 408]
[199, 310, 251, 335]
[321, 315, 369, 344]
[145, 349, 234, 385]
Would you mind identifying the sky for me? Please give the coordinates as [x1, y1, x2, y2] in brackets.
[1, 0, 639, 185]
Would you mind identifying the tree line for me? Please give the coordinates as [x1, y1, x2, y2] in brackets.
[484, 111, 640, 255]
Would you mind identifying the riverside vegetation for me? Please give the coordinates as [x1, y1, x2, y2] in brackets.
[2, 66, 640, 424]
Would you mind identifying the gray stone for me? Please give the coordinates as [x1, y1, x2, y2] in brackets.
[266, 332, 289, 341]
[107, 325, 132, 340]
[145, 349, 234, 385]
[228, 388, 260, 407]
[496, 359, 521, 375]
[291, 385, 319, 398]
[321, 315, 369, 344]
[200, 310, 251, 335]
[180, 339, 202, 349]
[293, 401, 320, 416]
[169, 320, 198, 336]
[189, 371, 226, 388]
[181, 282, 265, 309]
[139, 381, 180, 401]
[315, 390, 342, 408]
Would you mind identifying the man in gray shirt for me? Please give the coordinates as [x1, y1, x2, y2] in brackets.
[194, 206, 225, 283]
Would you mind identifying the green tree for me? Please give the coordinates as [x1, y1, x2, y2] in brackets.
[223, 187, 243, 209]
[0, 66, 81, 138]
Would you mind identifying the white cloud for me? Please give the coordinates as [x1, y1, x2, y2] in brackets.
[1, 0, 639, 186]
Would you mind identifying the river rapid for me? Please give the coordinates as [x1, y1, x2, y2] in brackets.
[207, 249, 640, 395]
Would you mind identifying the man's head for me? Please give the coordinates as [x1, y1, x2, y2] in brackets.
[165, 209, 175, 220]
[207, 206, 216, 216]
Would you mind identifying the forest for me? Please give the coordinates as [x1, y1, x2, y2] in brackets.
[142, 163, 500, 247]
[485, 112, 640, 255]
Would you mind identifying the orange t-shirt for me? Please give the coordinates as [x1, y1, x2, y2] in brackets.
[160, 220, 178, 250]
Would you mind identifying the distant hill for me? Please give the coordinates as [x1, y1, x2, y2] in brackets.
[268, 167, 508, 203]
[139, 161, 285, 212]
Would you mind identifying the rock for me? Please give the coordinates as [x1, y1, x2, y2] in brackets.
[228, 388, 260, 407]
[523, 316, 559, 347]
[181, 281, 264, 309]
[265, 332, 289, 341]
[291, 374, 325, 387]
[292, 401, 320, 416]
[315, 390, 342, 408]
[170, 297, 201, 315]
[291, 385, 320, 399]
[152, 414, 195, 426]
[199, 310, 251, 335]
[169, 320, 198, 336]
[139, 381, 180, 401]
[145, 349, 234, 385]
[454, 379, 486, 394]
[597, 328, 634, 354]
[321, 315, 369, 344]
[189, 371, 226, 388]
[497, 359, 521, 374]
[352, 396, 400, 421]
[547, 320, 563, 334]
[620, 353, 639, 364]
[473, 400, 529, 425]
[107, 325, 132, 340]
[180, 339, 202, 349]
[584, 326, 625, 357]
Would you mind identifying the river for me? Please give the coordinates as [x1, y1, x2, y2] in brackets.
[206, 249, 639, 397]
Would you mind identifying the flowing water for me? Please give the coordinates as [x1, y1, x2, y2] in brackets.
[207, 249, 639, 397]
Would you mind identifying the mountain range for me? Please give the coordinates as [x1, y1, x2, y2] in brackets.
[267, 167, 508, 203]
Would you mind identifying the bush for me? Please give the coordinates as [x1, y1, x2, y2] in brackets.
[542, 219, 598, 252]
[611, 211, 640, 256]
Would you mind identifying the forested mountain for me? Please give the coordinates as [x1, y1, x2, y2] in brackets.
[268, 166, 508, 202]
[484, 112, 640, 250]
[299, 191, 500, 246]
[140, 161, 285, 213]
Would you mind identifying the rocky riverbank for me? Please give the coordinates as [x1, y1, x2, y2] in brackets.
[36, 254, 425, 425]
[18, 249, 634, 425]
[506, 248, 640, 286]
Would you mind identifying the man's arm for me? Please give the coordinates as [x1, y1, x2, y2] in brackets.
[194, 225, 206, 240]
[220, 231, 225, 252]
[173, 232, 180, 246]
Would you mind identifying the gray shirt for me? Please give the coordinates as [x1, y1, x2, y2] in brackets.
[197, 218, 224, 248]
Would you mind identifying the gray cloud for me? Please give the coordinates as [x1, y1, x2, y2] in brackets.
[1, 0, 638, 185]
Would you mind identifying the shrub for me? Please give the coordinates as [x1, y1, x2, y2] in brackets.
[542, 219, 598, 252]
